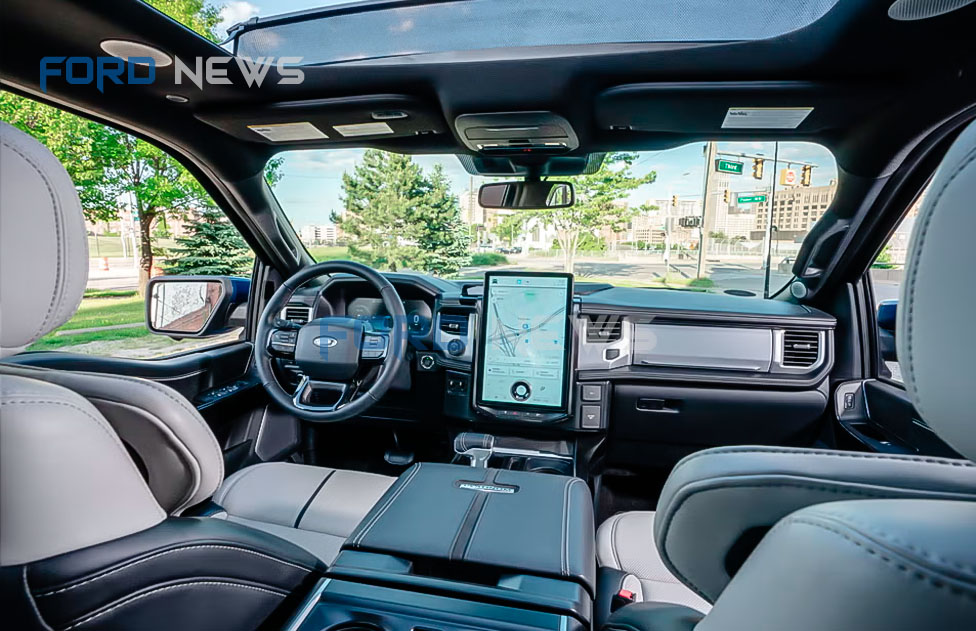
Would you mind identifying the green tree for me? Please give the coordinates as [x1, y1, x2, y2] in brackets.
[333, 150, 470, 275]
[492, 212, 529, 246]
[533, 153, 656, 271]
[146, 0, 222, 42]
[165, 209, 254, 275]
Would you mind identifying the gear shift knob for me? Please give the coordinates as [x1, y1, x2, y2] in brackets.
[453, 432, 495, 468]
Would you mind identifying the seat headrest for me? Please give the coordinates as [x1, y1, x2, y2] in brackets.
[0, 122, 88, 357]
[897, 118, 976, 462]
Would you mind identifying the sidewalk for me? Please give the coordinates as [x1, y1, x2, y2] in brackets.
[87, 257, 139, 291]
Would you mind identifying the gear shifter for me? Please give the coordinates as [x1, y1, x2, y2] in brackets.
[453, 432, 495, 468]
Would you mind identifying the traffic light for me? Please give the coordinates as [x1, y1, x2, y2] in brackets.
[801, 164, 812, 186]
[671, 195, 678, 207]
[723, 189, 730, 204]
[752, 158, 764, 180]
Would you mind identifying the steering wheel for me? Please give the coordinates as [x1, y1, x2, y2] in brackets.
[255, 260, 408, 422]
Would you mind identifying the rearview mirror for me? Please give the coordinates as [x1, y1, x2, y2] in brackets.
[478, 180, 574, 210]
[146, 276, 249, 338]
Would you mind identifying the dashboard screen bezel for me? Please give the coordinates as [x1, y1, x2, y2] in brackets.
[474, 271, 575, 413]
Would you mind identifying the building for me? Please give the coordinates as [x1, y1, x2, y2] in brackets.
[299, 224, 338, 245]
[752, 180, 838, 241]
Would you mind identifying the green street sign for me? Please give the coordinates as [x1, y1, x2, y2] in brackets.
[737, 194, 767, 204]
[715, 159, 744, 174]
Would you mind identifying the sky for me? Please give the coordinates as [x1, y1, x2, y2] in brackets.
[210, 2, 839, 229]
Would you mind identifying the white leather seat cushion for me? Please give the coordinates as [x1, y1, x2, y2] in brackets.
[213, 462, 395, 564]
[597, 511, 711, 613]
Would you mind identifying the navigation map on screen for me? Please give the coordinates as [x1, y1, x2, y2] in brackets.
[479, 274, 571, 408]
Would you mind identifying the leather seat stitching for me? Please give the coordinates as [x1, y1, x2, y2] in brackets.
[904, 149, 976, 422]
[33, 545, 313, 597]
[804, 509, 976, 576]
[1, 398, 164, 518]
[60, 580, 287, 630]
[674, 447, 972, 469]
[354, 462, 421, 546]
[787, 517, 976, 600]
[22, 567, 54, 631]
[608, 513, 623, 569]
[2, 139, 65, 343]
[658, 481, 910, 602]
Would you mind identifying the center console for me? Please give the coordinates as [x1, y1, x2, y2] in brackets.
[285, 463, 596, 631]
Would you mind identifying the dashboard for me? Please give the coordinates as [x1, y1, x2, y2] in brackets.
[278, 271, 837, 449]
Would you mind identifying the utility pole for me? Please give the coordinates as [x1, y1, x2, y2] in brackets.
[762, 142, 780, 298]
[696, 141, 718, 279]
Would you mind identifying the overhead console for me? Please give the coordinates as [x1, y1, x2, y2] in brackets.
[455, 111, 579, 156]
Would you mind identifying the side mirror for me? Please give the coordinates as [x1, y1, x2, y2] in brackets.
[877, 299, 897, 362]
[146, 276, 250, 339]
[478, 180, 574, 210]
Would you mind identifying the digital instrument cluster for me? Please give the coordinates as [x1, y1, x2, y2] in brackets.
[346, 297, 433, 335]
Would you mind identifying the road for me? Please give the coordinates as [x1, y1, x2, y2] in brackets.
[87, 259, 139, 291]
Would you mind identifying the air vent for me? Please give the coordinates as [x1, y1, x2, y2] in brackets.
[281, 305, 312, 325]
[782, 330, 821, 367]
[440, 313, 469, 336]
[586, 315, 622, 343]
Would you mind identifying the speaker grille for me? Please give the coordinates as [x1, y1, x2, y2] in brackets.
[888, 0, 975, 21]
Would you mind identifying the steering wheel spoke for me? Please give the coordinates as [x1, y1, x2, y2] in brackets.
[267, 327, 299, 357]
[360, 331, 390, 361]
[292, 376, 351, 412]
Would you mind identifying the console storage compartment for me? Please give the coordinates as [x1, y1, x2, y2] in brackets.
[286, 463, 596, 630]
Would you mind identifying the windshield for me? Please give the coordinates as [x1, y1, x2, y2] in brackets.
[269, 141, 837, 298]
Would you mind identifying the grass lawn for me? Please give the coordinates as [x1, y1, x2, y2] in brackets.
[58, 294, 145, 331]
[27, 326, 155, 351]
[307, 245, 349, 262]
[88, 236, 177, 258]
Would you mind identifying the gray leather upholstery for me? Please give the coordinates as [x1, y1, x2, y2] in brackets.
[0, 363, 224, 515]
[214, 462, 396, 564]
[652, 445, 976, 604]
[597, 512, 710, 613]
[0, 122, 88, 358]
[897, 118, 976, 461]
[0, 374, 165, 565]
[604, 119, 976, 629]
[697, 499, 976, 631]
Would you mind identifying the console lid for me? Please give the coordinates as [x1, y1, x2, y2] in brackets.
[346, 463, 596, 594]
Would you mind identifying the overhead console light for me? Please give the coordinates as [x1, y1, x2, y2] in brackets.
[455, 112, 579, 156]
[99, 40, 173, 67]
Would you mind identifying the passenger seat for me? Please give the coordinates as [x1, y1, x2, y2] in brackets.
[596, 511, 711, 613]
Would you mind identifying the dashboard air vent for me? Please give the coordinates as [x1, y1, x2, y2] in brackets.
[782, 330, 820, 367]
[281, 305, 312, 325]
[586, 315, 622, 343]
[440, 313, 469, 336]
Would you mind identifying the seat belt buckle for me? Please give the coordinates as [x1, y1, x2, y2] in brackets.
[611, 588, 637, 612]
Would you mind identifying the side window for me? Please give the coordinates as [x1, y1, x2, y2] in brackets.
[2, 94, 253, 359]
[870, 188, 927, 384]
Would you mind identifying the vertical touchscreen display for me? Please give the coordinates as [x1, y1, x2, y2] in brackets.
[478, 273, 572, 409]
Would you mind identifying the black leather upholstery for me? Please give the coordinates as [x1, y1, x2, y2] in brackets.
[346, 463, 597, 594]
[603, 602, 704, 631]
[9, 517, 321, 631]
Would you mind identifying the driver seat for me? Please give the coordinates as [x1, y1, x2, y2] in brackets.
[0, 122, 395, 628]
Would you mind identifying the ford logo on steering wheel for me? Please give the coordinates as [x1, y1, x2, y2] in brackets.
[313, 336, 339, 348]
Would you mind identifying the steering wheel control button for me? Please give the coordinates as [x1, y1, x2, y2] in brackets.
[361, 333, 388, 359]
[581, 384, 603, 401]
[270, 330, 298, 353]
[447, 338, 466, 356]
[510, 381, 532, 402]
[418, 353, 437, 371]
[581, 405, 602, 428]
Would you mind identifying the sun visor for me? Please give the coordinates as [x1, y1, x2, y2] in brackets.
[194, 94, 448, 145]
[595, 81, 890, 136]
